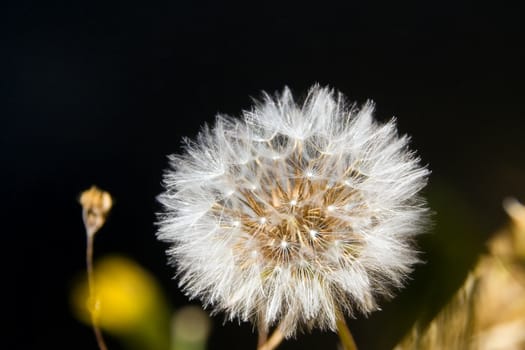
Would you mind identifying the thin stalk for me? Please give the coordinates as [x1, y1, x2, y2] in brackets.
[85, 219, 108, 350]
[258, 326, 284, 350]
[336, 316, 358, 350]
[257, 322, 268, 348]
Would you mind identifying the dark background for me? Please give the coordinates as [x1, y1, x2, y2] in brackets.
[3, 1, 524, 349]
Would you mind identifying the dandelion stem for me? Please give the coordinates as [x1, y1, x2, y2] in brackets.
[336, 317, 358, 350]
[257, 323, 268, 348]
[86, 231, 109, 350]
[258, 326, 284, 350]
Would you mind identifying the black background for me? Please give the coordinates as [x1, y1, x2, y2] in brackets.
[3, 1, 524, 349]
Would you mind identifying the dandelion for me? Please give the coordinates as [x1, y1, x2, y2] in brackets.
[157, 86, 429, 347]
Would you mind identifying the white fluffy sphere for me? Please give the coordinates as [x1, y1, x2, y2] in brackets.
[158, 86, 429, 337]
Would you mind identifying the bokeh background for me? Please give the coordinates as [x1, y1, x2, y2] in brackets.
[4, 1, 524, 349]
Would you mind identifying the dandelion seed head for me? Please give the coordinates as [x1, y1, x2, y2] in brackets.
[157, 85, 429, 337]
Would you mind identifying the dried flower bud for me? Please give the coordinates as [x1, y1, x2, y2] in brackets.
[80, 186, 113, 236]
